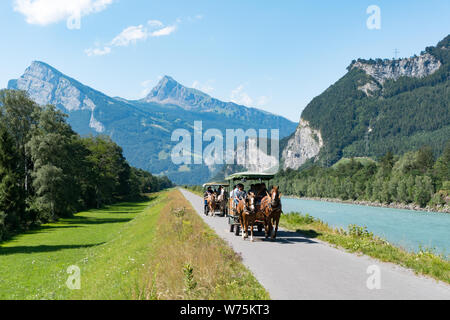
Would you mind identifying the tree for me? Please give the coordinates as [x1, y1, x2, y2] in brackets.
[30, 164, 64, 221]
[82, 136, 130, 207]
[27, 106, 80, 220]
[434, 141, 450, 189]
[415, 146, 435, 174]
[379, 152, 395, 177]
[0, 90, 174, 237]
[414, 176, 434, 207]
[0, 123, 25, 238]
[0, 90, 39, 194]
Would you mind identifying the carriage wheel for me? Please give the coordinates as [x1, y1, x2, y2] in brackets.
[234, 225, 240, 236]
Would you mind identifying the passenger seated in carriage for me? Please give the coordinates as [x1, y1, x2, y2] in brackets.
[204, 186, 214, 198]
[217, 186, 226, 202]
[233, 184, 247, 206]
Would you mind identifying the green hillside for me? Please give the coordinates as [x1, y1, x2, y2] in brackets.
[301, 35, 450, 165]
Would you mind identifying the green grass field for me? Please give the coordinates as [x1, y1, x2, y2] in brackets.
[0, 190, 268, 300]
[0, 195, 162, 300]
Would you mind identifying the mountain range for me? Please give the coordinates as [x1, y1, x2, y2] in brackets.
[7, 35, 449, 184]
[7, 62, 296, 184]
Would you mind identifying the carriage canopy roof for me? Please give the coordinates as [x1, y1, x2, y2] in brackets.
[225, 172, 275, 181]
[202, 182, 228, 188]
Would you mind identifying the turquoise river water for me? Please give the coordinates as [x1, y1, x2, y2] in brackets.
[283, 198, 449, 256]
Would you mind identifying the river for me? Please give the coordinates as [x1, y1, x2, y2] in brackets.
[283, 198, 450, 256]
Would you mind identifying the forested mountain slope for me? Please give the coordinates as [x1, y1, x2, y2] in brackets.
[283, 35, 450, 169]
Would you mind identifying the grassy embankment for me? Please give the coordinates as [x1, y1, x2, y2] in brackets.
[280, 213, 450, 284]
[0, 190, 268, 300]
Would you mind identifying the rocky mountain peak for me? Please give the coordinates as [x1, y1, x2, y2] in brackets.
[143, 75, 211, 109]
[8, 61, 105, 132]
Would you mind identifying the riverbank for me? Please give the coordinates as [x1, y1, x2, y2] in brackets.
[285, 196, 450, 214]
[279, 213, 450, 284]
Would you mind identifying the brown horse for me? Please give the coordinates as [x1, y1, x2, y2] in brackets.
[217, 190, 227, 215]
[259, 186, 282, 240]
[240, 192, 262, 241]
[236, 197, 247, 238]
[207, 193, 218, 217]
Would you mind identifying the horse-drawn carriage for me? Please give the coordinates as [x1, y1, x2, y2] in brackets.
[202, 182, 229, 217]
[225, 172, 280, 239]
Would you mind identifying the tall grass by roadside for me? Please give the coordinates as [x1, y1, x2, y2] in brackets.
[280, 213, 450, 284]
[135, 190, 269, 300]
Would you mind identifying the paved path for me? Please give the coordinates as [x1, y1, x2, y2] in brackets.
[180, 189, 450, 300]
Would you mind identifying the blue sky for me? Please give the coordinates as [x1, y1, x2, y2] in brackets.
[0, 0, 449, 122]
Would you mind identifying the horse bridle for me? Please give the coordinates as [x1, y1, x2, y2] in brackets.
[266, 190, 281, 209]
[245, 194, 256, 214]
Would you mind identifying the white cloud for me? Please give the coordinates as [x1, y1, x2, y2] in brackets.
[85, 20, 177, 56]
[257, 96, 270, 107]
[85, 46, 111, 56]
[150, 25, 176, 37]
[140, 79, 155, 97]
[147, 20, 163, 27]
[111, 25, 148, 47]
[139, 76, 165, 97]
[230, 84, 271, 108]
[230, 85, 253, 106]
[13, 0, 113, 25]
[192, 80, 215, 94]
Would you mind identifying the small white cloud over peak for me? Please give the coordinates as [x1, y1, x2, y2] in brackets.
[14, 0, 113, 26]
[139, 76, 165, 98]
[140, 79, 155, 98]
[192, 80, 215, 94]
[230, 84, 271, 108]
[257, 96, 271, 107]
[230, 84, 253, 106]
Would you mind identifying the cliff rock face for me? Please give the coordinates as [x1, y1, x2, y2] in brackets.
[8, 61, 105, 132]
[352, 53, 442, 85]
[235, 138, 279, 173]
[282, 119, 323, 170]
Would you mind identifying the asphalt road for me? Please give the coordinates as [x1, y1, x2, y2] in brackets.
[180, 189, 450, 300]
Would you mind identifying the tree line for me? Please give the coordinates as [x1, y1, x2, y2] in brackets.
[274, 143, 450, 209]
[0, 90, 173, 240]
